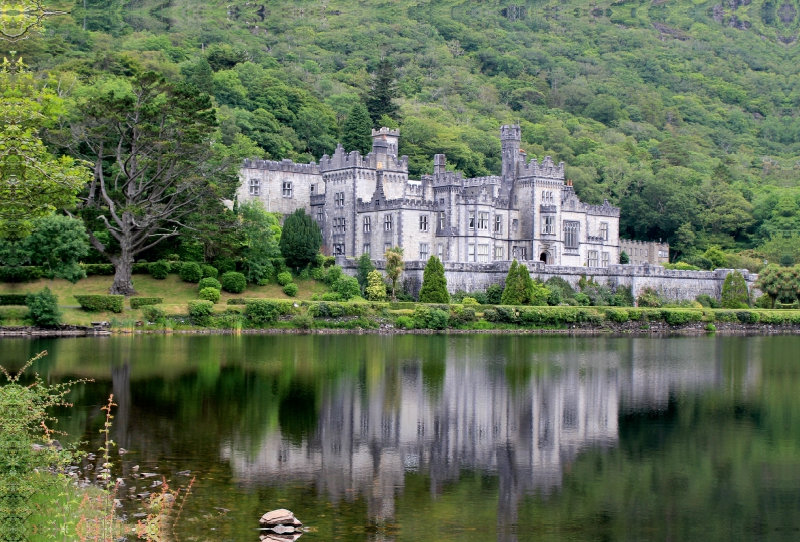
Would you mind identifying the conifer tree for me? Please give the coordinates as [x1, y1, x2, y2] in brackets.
[365, 59, 400, 126]
[418, 256, 449, 303]
[501, 259, 525, 305]
[279, 209, 323, 270]
[384, 246, 404, 301]
[721, 270, 750, 308]
[341, 102, 373, 155]
[356, 252, 375, 293]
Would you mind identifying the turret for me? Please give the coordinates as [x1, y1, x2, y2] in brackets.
[372, 127, 400, 158]
[500, 125, 521, 180]
[434, 154, 446, 175]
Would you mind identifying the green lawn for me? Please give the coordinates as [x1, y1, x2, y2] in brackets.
[0, 274, 330, 325]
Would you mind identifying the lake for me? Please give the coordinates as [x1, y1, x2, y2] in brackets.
[3, 334, 800, 541]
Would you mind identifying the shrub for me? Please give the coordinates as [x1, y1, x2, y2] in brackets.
[736, 311, 759, 324]
[661, 309, 702, 326]
[292, 314, 314, 329]
[188, 300, 214, 325]
[605, 308, 629, 323]
[220, 271, 247, 293]
[277, 271, 293, 286]
[149, 260, 170, 279]
[82, 263, 115, 276]
[129, 297, 163, 309]
[0, 266, 44, 282]
[132, 262, 150, 274]
[574, 292, 591, 306]
[142, 305, 166, 323]
[365, 270, 387, 301]
[611, 286, 634, 307]
[637, 287, 662, 308]
[754, 294, 773, 309]
[74, 294, 124, 313]
[0, 294, 29, 306]
[26, 288, 61, 327]
[450, 306, 476, 326]
[394, 315, 414, 329]
[333, 275, 360, 300]
[695, 294, 721, 309]
[214, 257, 237, 274]
[721, 271, 749, 309]
[462, 297, 479, 306]
[706, 323, 717, 332]
[201, 264, 219, 279]
[283, 283, 299, 296]
[245, 299, 281, 324]
[320, 292, 343, 301]
[179, 262, 203, 283]
[198, 277, 222, 291]
[199, 287, 221, 303]
[324, 265, 343, 285]
[485, 284, 503, 305]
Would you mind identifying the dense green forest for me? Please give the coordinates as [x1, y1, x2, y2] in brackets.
[7, 0, 800, 267]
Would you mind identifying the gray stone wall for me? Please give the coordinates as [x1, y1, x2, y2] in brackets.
[338, 257, 759, 303]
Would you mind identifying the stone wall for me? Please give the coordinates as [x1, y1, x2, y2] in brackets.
[338, 258, 759, 302]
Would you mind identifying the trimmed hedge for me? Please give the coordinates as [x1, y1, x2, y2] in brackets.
[142, 305, 166, 322]
[308, 302, 368, 318]
[74, 294, 124, 313]
[199, 287, 221, 303]
[132, 263, 150, 274]
[661, 309, 703, 326]
[130, 297, 163, 309]
[0, 294, 29, 306]
[0, 266, 44, 282]
[220, 272, 247, 293]
[198, 277, 222, 291]
[179, 262, 203, 283]
[201, 265, 219, 279]
[149, 260, 170, 279]
[81, 264, 115, 276]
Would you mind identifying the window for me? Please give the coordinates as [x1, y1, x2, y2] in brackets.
[494, 246, 504, 260]
[363, 244, 371, 256]
[542, 216, 555, 235]
[437, 244, 444, 260]
[600, 222, 608, 241]
[249, 179, 260, 196]
[316, 210, 323, 222]
[334, 244, 345, 255]
[588, 250, 599, 267]
[384, 215, 393, 231]
[468, 211, 475, 230]
[645, 249, 649, 258]
[420, 215, 428, 231]
[282, 181, 293, 198]
[478, 212, 489, 230]
[335, 192, 344, 206]
[384, 242, 392, 254]
[477, 244, 489, 263]
[602, 252, 609, 268]
[419, 243, 429, 260]
[494, 215, 502, 233]
[564, 221, 580, 249]
[512, 246, 527, 260]
[363, 216, 371, 233]
[468, 243, 475, 262]
[542, 190, 554, 204]
[438, 212, 446, 229]
[310, 184, 316, 195]
[333, 217, 346, 233]
[512, 219, 519, 232]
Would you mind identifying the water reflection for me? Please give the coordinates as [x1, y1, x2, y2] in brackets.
[1, 334, 792, 541]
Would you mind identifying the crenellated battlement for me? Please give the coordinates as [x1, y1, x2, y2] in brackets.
[583, 199, 620, 217]
[517, 155, 565, 180]
[241, 158, 320, 175]
[319, 144, 409, 173]
[357, 198, 438, 211]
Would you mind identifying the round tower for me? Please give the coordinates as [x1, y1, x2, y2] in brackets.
[500, 124, 521, 180]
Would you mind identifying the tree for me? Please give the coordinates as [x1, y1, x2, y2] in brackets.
[384, 246, 404, 301]
[239, 201, 281, 284]
[26, 288, 62, 327]
[279, 208, 323, 269]
[0, 215, 90, 283]
[365, 269, 387, 301]
[0, 58, 90, 240]
[501, 260, 526, 305]
[720, 271, 750, 309]
[356, 252, 375, 293]
[62, 72, 224, 295]
[365, 59, 400, 126]
[341, 103, 373, 155]
[619, 251, 630, 264]
[418, 256, 449, 303]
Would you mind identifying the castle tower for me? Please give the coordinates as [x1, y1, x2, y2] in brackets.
[372, 127, 400, 158]
[500, 124, 521, 180]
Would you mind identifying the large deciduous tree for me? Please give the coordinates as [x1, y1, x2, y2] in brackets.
[62, 72, 223, 295]
[279, 208, 322, 270]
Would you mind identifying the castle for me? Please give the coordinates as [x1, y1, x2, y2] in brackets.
[239, 125, 623, 268]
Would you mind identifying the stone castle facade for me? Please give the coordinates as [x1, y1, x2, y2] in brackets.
[239, 125, 622, 267]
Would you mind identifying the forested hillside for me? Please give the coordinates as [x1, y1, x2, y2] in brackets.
[8, 0, 800, 267]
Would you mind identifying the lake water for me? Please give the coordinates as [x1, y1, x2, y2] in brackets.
[3, 334, 800, 541]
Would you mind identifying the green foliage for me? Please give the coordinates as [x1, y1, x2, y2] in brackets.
[384, 247, 405, 301]
[462, 297, 479, 306]
[611, 286, 635, 307]
[214, 257, 237, 274]
[129, 297, 163, 309]
[637, 287, 663, 308]
[365, 270, 387, 301]
[277, 271, 293, 286]
[696, 294, 721, 309]
[619, 251, 630, 264]
[661, 309, 703, 326]
[280, 209, 323, 269]
[0, 266, 43, 282]
[418, 256, 449, 303]
[486, 284, 503, 304]
[142, 305, 166, 323]
[664, 262, 702, 271]
[240, 202, 282, 284]
[365, 59, 400, 125]
[394, 315, 414, 329]
[283, 283, 299, 297]
[755, 265, 800, 307]
[149, 260, 170, 280]
[201, 264, 219, 279]
[199, 287, 221, 303]
[292, 313, 314, 329]
[179, 262, 203, 283]
[412, 306, 449, 330]
[26, 288, 61, 327]
[0, 294, 28, 306]
[356, 253, 375, 293]
[501, 260, 524, 305]
[220, 271, 247, 293]
[245, 300, 280, 323]
[198, 277, 222, 291]
[341, 103, 373, 154]
[721, 271, 750, 309]
[703, 246, 728, 270]
[82, 263, 115, 276]
[188, 299, 214, 325]
[333, 275, 360, 301]
[74, 294, 124, 313]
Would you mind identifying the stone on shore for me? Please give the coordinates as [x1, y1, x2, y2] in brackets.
[260, 509, 303, 527]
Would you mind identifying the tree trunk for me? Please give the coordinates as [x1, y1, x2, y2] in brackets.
[110, 251, 137, 296]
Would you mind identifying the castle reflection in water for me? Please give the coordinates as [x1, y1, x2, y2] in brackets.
[221, 337, 759, 525]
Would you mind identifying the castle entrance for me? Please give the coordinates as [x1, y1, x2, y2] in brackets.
[540, 252, 551, 264]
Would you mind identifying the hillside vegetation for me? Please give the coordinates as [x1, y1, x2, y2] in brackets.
[8, 0, 800, 266]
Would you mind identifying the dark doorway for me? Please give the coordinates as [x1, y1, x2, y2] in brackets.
[540, 252, 550, 264]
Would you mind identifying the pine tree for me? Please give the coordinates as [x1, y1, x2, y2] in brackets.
[182, 57, 214, 95]
[501, 260, 526, 305]
[721, 271, 750, 308]
[341, 103, 373, 155]
[279, 209, 323, 269]
[356, 252, 375, 293]
[365, 59, 400, 126]
[418, 256, 449, 303]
